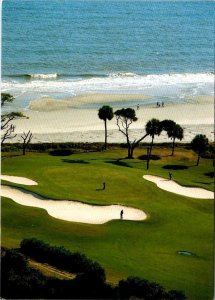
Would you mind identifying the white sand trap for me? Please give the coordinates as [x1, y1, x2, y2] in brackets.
[1, 185, 146, 224]
[0, 175, 38, 186]
[143, 175, 214, 199]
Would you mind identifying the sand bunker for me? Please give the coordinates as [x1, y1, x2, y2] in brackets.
[1, 177, 146, 224]
[1, 175, 38, 186]
[143, 175, 214, 199]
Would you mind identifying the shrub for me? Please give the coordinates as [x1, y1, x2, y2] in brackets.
[20, 238, 105, 280]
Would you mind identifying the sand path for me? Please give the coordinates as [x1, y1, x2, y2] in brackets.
[143, 175, 214, 199]
[1, 176, 146, 224]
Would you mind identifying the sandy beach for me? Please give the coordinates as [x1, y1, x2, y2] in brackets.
[9, 94, 214, 143]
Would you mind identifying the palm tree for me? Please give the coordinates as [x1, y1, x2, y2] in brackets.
[167, 124, 184, 156]
[160, 120, 183, 156]
[191, 134, 209, 166]
[98, 105, 113, 150]
[145, 118, 162, 157]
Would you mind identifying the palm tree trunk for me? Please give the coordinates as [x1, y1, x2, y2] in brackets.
[147, 147, 150, 169]
[149, 136, 154, 158]
[197, 151, 200, 166]
[23, 144, 26, 156]
[171, 137, 176, 156]
[104, 120, 107, 150]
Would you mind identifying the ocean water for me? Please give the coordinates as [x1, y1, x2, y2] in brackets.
[2, 0, 214, 110]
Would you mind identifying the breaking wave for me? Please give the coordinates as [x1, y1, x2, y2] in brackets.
[2, 72, 213, 105]
[25, 73, 59, 79]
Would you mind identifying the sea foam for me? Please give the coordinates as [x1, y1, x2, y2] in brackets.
[26, 73, 58, 79]
[2, 72, 213, 109]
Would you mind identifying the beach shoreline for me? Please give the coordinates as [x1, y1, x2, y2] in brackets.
[7, 94, 214, 144]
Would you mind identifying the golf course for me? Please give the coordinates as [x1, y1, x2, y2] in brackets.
[1, 145, 214, 299]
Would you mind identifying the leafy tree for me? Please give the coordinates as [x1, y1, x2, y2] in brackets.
[191, 134, 209, 166]
[2, 249, 28, 273]
[145, 118, 162, 157]
[98, 105, 113, 150]
[118, 276, 166, 300]
[114, 108, 148, 158]
[167, 289, 187, 300]
[1, 92, 15, 106]
[21, 130, 33, 155]
[1, 112, 25, 145]
[2, 244, 187, 300]
[1, 93, 25, 144]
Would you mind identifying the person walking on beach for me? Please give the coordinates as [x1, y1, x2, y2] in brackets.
[103, 181, 106, 190]
[137, 104, 140, 110]
[120, 209, 124, 220]
[169, 172, 172, 180]
[162, 101, 164, 107]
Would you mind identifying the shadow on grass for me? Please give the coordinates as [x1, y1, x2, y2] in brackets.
[62, 159, 89, 164]
[162, 165, 189, 170]
[138, 155, 161, 161]
[49, 149, 73, 156]
[204, 171, 214, 178]
[193, 181, 213, 185]
[105, 160, 133, 168]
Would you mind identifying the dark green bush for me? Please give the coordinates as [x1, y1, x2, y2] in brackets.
[2, 244, 187, 299]
[20, 238, 105, 281]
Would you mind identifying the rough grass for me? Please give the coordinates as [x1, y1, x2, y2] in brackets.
[1, 146, 214, 299]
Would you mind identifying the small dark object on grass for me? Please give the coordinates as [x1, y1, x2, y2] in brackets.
[169, 172, 172, 180]
[103, 181, 106, 190]
[163, 165, 188, 170]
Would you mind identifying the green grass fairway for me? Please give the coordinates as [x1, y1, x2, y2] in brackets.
[1, 146, 214, 299]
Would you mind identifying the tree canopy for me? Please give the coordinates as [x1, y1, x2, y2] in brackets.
[1, 93, 26, 144]
[191, 134, 209, 153]
[98, 105, 114, 121]
[1, 93, 15, 106]
[145, 118, 162, 138]
[191, 134, 209, 165]
[114, 108, 137, 123]
[160, 120, 184, 156]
